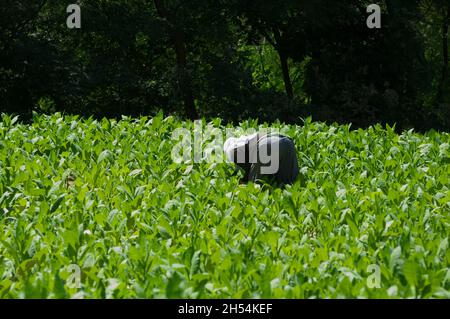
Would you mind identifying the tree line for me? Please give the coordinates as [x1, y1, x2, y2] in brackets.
[0, 0, 449, 131]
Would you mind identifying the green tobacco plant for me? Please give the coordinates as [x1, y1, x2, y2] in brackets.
[0, 113, 448, 298]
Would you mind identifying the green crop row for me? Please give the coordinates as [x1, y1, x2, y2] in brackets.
[0, 113, 448, 298]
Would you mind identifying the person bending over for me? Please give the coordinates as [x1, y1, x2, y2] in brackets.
[224, 132, 299, 185]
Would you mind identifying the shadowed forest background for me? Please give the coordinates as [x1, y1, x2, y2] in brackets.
[0, 0, 449, 131]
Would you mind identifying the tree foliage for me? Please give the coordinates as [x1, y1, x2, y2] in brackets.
[0, 0, 449, 131]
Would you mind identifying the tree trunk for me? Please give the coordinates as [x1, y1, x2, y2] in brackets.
[172, 29, 198, 120]
[438, 5, 450, 102]
[278, 51, 294, 100]
[273, 28, 294, 99]
[153, 0, 198, 120]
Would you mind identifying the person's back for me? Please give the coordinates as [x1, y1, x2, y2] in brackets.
[224, 132, 299, 185]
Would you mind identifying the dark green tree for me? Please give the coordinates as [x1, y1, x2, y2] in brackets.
[235, 0, 309, 100]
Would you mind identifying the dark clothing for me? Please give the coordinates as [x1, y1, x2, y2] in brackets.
[236, 133, 299, 185]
